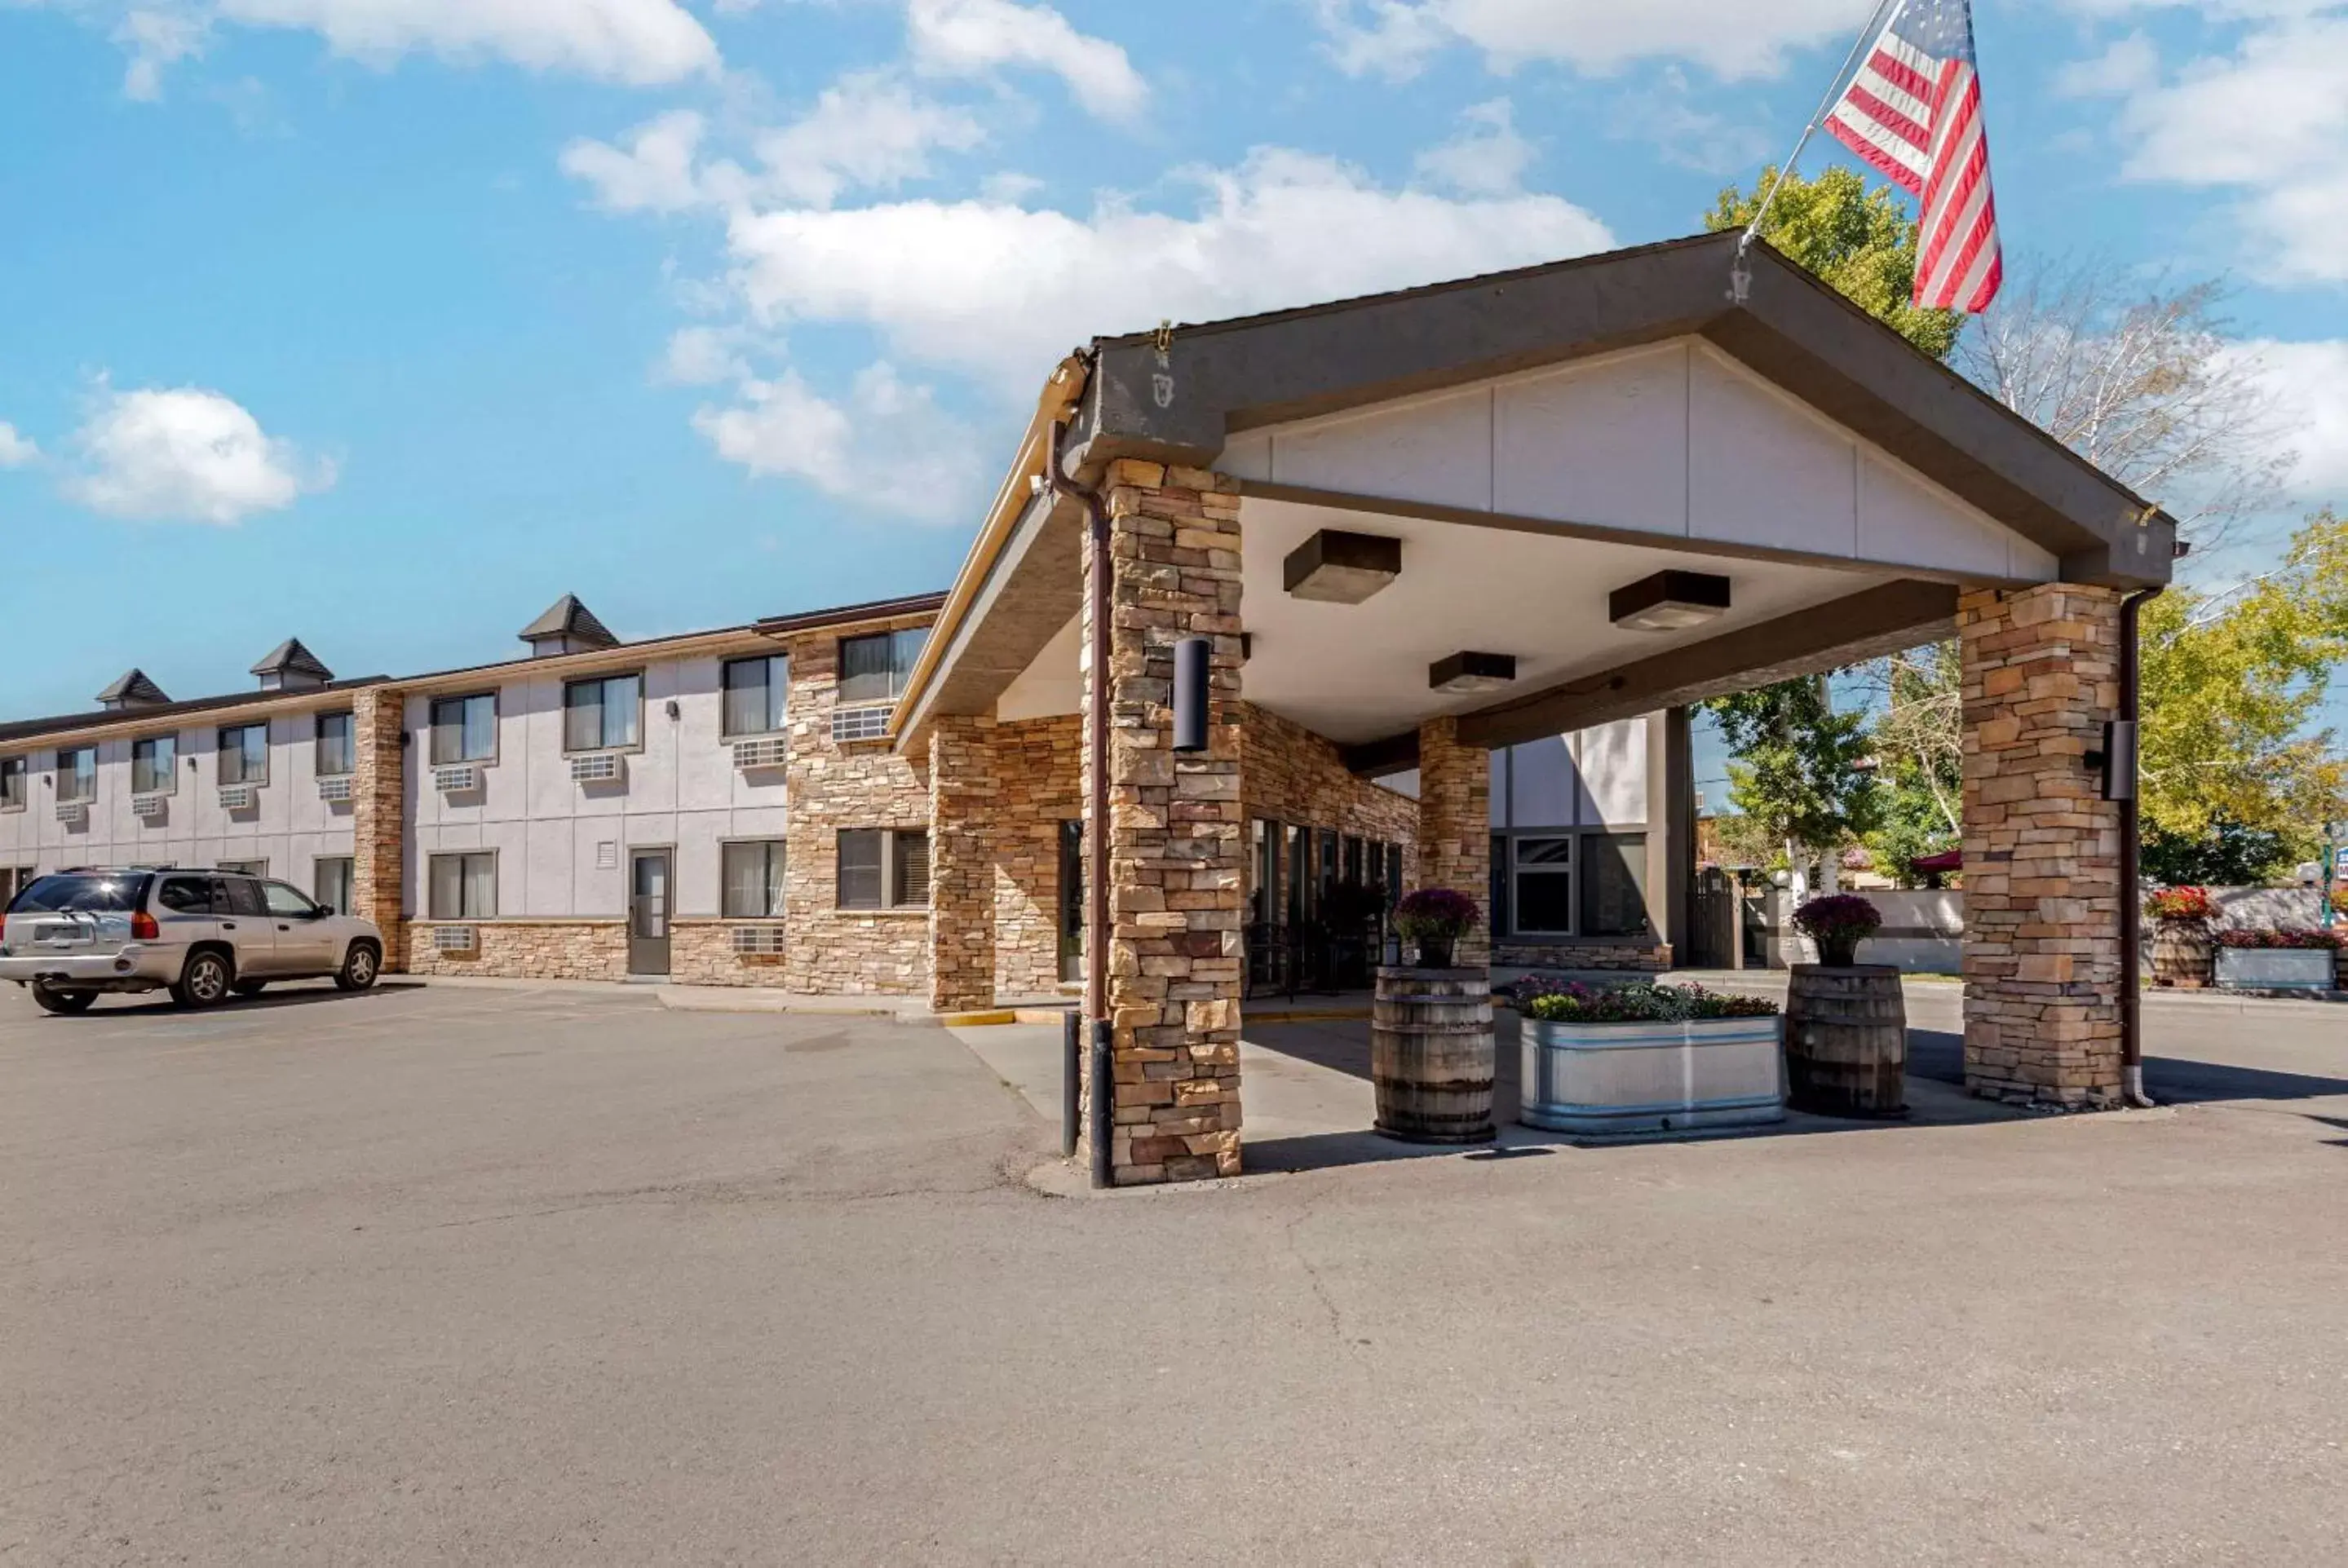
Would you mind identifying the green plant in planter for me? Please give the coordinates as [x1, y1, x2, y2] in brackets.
[1520, 983, 1782, 1023]
[1793, 894, 1882, 967]
[1394, 888, 1478, 968]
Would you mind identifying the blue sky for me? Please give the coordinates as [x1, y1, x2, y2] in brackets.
[2, 0, 2344, 722]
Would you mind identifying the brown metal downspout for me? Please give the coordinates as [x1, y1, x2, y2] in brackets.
[2120, 586, 2164, 1109]
[1045, 401, 1115, 1186]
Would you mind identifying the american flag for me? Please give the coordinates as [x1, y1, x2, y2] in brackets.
[1824, 0, 2002, 313]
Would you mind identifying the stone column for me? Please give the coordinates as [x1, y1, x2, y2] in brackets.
[1645, 707, 1694, 965]
[352, 687, 407, 971]
[1416, 717, 1491, 969]
[1086, 458, 1245, 1186]
[928, 714, 998, 1013]
[1959, 585, 2125, 1107]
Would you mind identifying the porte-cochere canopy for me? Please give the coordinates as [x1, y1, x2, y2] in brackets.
[896, 230, 2176, 1186]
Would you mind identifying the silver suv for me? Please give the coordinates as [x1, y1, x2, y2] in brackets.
[0, 868, 384, 1015]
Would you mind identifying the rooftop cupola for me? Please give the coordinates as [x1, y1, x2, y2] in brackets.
[250, 638, 334, 691]
[95, 669, 170, 711]
[519, 594, 619, 658]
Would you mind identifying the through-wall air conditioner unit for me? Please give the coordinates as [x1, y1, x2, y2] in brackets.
[434, 764, 481, 793]
[433, 925, 479, 954]
[131, 794, 167, 821]
[55, 802, 86, 827]
[317, 775, 353, 803]
[218, 784, 256, 811]
[569, 752, 625, 786]
[732, 925, 787, 956]
[832, 704, 893, 744]
[732, 737, 789, 771]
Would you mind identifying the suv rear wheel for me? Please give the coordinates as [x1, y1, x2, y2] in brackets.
[335, 942, 381, 992]
[171, 951, 233, 1009]
[30, 982, 96, 1016]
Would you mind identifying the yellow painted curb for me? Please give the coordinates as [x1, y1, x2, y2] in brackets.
[941, 1009, 1020, 1027]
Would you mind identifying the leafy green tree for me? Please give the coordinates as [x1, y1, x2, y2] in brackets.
[2140, 817, 2296, 887]
[1709, 678, 1881, 886]
[1705, 166, 1963, 362]
[2138, 510, 2348, 864]
[1859, 644, 1961, 885]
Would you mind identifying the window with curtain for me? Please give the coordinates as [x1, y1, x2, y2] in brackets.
[57, 748, 97, 802]
[132, 735, 177, 795]
[314, 856, 355, 917]
[428, 852, 497, 920]
[431, 694, 498, 764]
[564, 674, 642, 753]
[316, 713, 356, 778]
[722, 841, 788, 918]
[0, 757, 24, 811]
[838, 628, 929, 705]
[722, 655, 790, 737]
[217, 723, 269, 786]
[837, 828, 928, 909]
[1512, 837, 1576, 936]
[1580, 833, 1649, 938]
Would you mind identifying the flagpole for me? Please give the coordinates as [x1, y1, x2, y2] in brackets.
[1733, 0, 1901, 294]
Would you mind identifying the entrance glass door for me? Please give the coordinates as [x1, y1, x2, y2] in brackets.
[630, 850, 672, 976]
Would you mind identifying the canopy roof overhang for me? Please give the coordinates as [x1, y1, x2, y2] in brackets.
[895, 231, 2177, 760]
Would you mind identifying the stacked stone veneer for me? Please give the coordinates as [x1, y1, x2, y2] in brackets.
[1415, 718, 1492, 969]
[989, 716, 1081, 1000]
[405, 920, 629, 979]
[1494, 941, 1667, 973]
[1958, 584, 2125, 1107]
[670, 921, 789, 987]
[1240, 700, 1417, 914]
[784, 613, 938, 997]
[352, 687, 408, 970]
[928, 714, 997, 1011]
[1091, 461, 1245, 1186]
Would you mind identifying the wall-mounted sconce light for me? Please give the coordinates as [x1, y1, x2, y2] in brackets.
[1611, 570, 1731, 632]
[665, 699, 682, 721]
[1173, 637, 1210, 753]
[2090, 720, 2137, 802]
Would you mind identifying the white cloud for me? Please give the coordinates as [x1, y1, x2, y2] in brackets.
[659, 325, 752, 386]
[1413, 99, 1534, 197]
[693, 363, 983, 523]
[751, 69, 987, 206]
[719, 147, 1616, 393]
[65, 0, 719, 95]
[0, 423, 39, 467]
[2234, 339, 2348, 501]
[68, 386, 330, 524]
[114, 7, 209, 99]
[561, 108, 714, 213]
[2103, 16, 2348, 284]
[1605, 64, 1769, 174]
[1314, 0, 1865, 81]
[2052, 32, 2160, 98]
[905, 0, 1147, 119]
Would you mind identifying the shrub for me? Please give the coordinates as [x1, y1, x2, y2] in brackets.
[1792, 894, 1882, 965]
[2146, 886, 2215, 923]
[1520, 982, 1782, 1024]
[2213, 929, 2347, 951]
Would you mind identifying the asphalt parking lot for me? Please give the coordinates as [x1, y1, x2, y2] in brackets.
[2, 979, 2345, 1566]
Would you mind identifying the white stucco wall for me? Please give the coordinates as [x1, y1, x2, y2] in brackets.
[0, 710, 356, 895]
[405, 653, 789, 921]
[1489, 718, 1651, 833]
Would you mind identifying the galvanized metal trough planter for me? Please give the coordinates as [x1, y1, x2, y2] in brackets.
[1519, 1016, 1788, 1137]
[2214, 947, 2337, 992]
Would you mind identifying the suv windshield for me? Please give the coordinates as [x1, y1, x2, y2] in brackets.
[9, 873, 154, 915]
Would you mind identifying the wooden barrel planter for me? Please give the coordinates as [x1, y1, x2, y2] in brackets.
[1371, 967, 1496, 1145]
[2149, 921, 2213, 989]
[1784, 965, 1908, 1118]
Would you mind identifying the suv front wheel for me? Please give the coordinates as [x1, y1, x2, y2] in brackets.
[171, 951, 233, 1009]
[335, 942, 381, 992]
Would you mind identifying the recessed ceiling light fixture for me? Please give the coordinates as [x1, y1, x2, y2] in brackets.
[1611, 570, 1731, 632]
[1429, 651, 1518, 695]
[1284, 530, 1401, 604]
